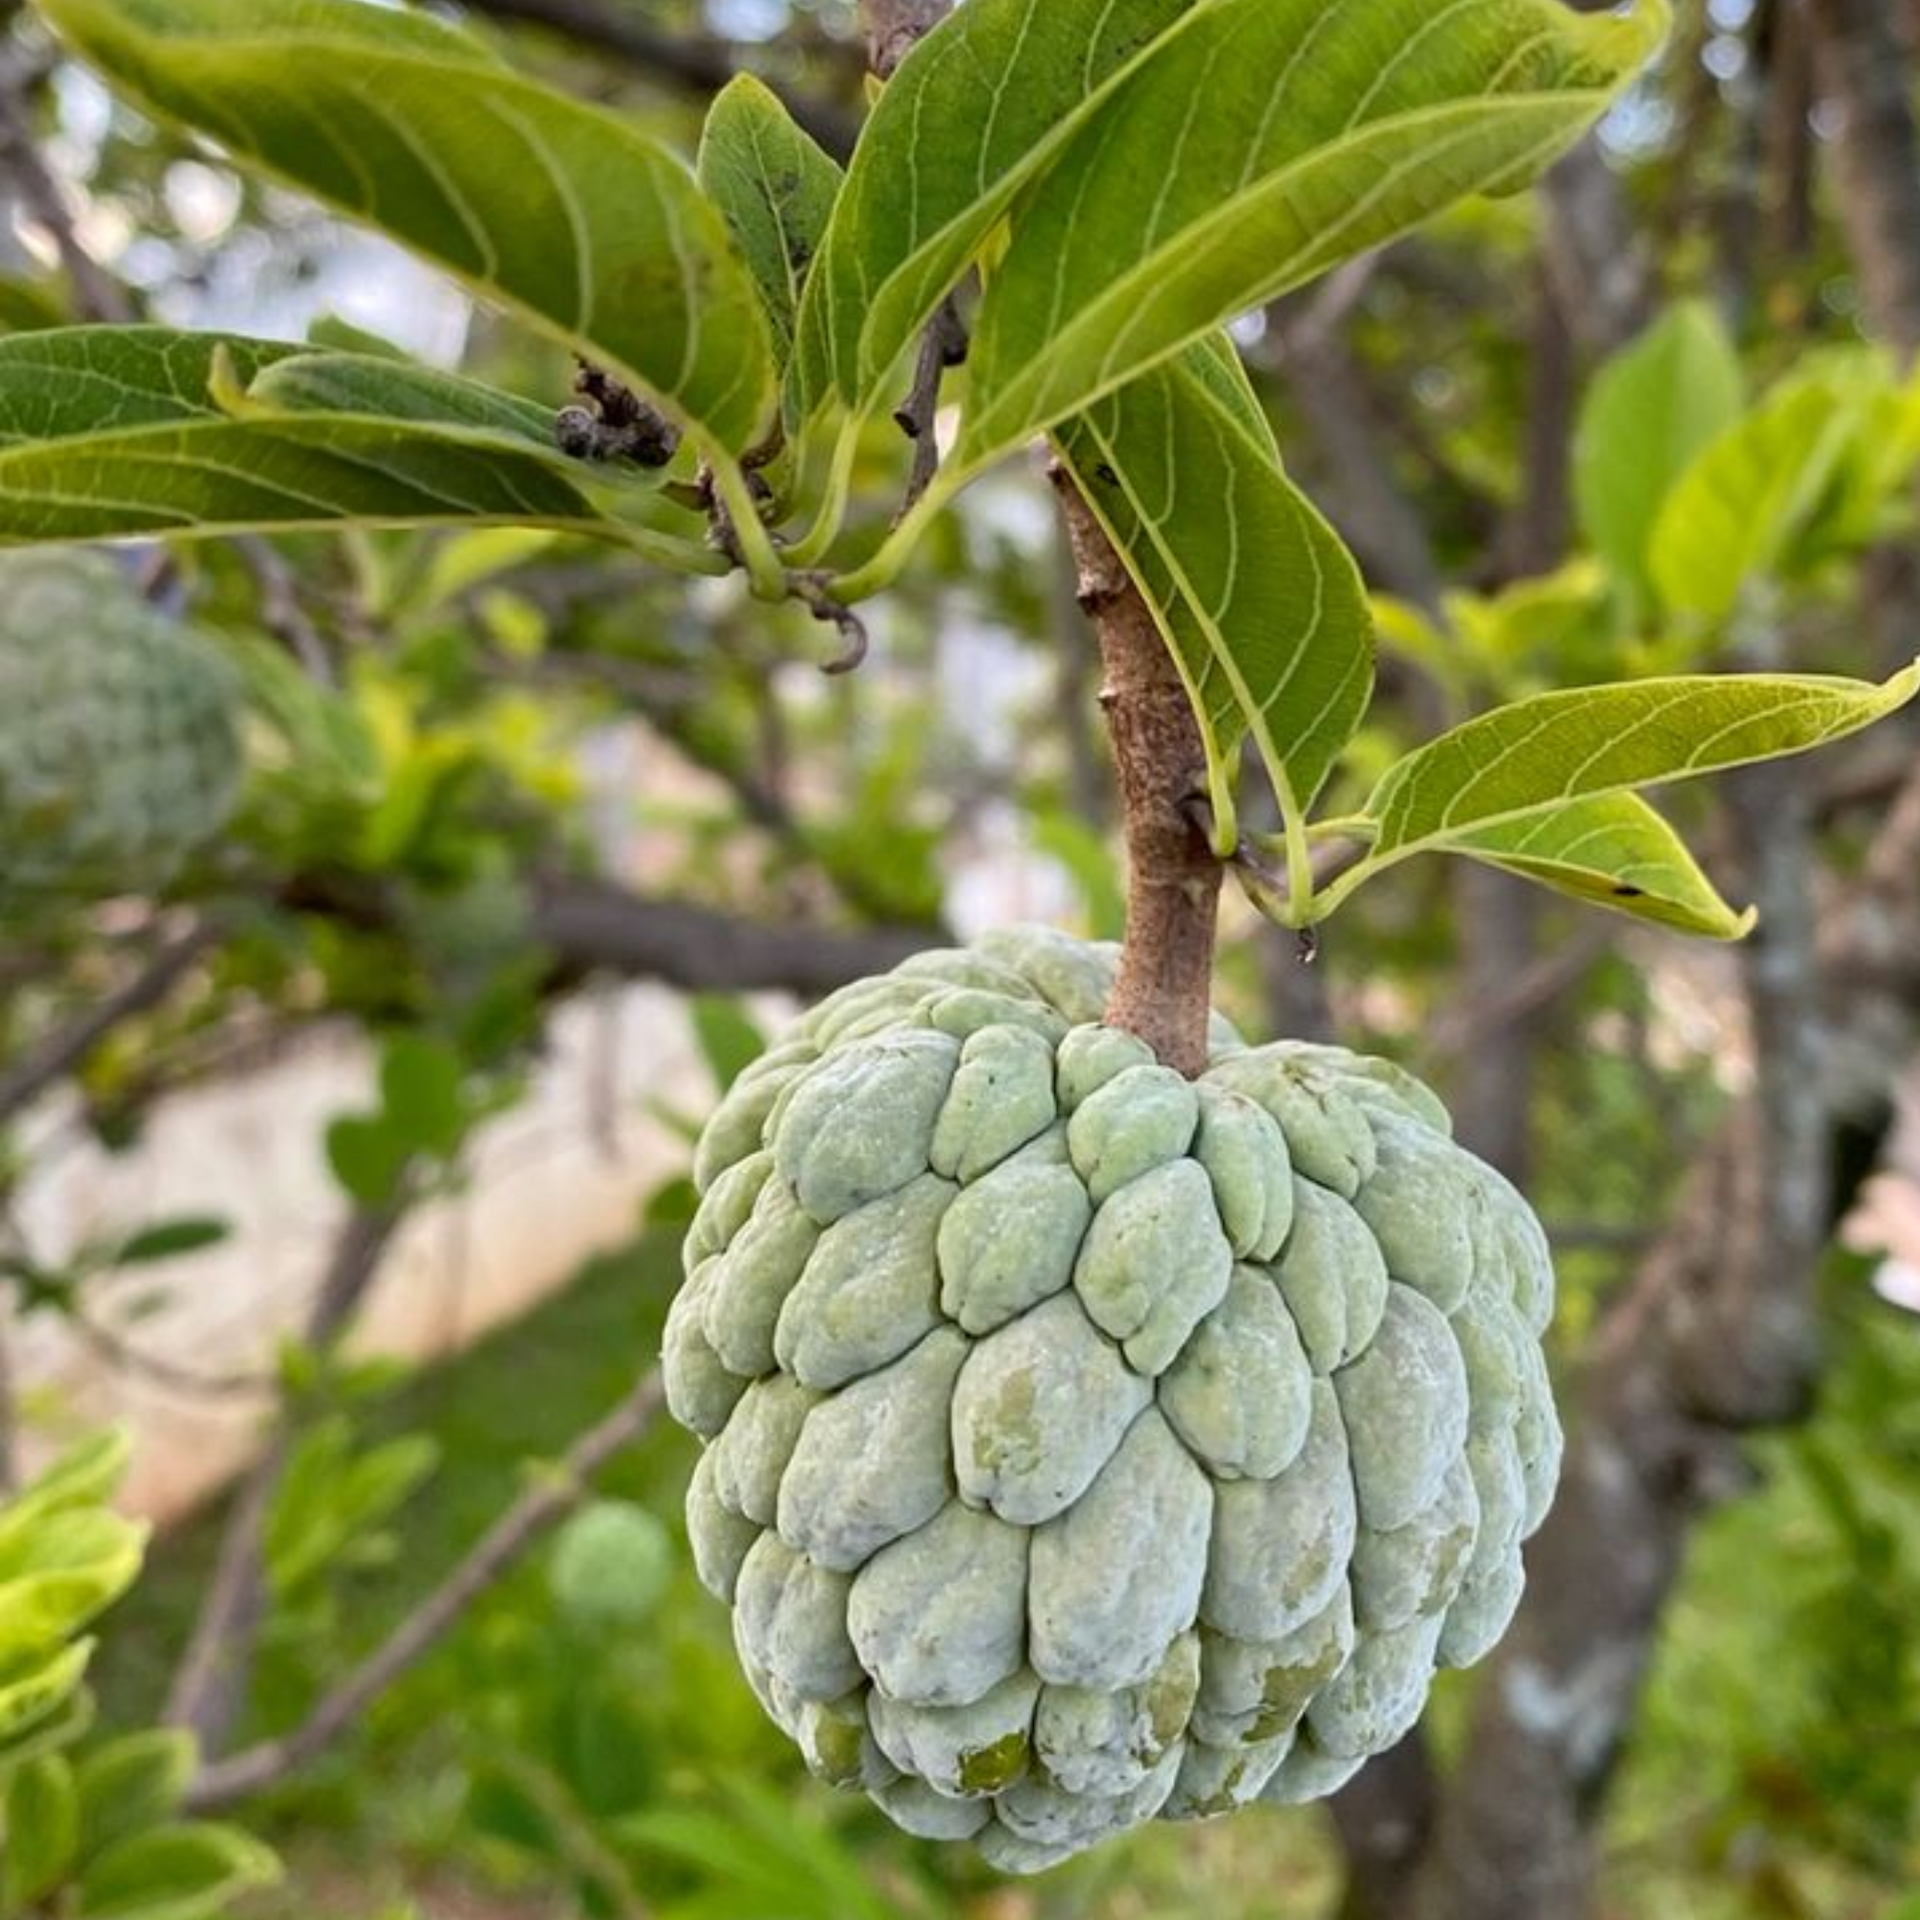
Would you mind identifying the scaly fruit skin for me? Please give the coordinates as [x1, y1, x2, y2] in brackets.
[0, 550, 243, 903]
[666, 927, 1561, 1873]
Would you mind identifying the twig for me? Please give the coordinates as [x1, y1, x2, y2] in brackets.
[67, 1305, 276, 1402]
[0, 920, 223, 1127]
[860, 0, 953, 78]
[163, 1198, 413, 1752]
[455, 0, 858, 155]
[0, 52, 134, 324]
[234, 537, 335, 686]
[893, 296, 969, 518]
[791, 571, 870, 675]
[186, 1372, 666, 1812]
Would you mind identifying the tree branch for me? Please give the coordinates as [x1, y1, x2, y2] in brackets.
[0, 920, 223, 1127]
[163, 1198, 413, 1753]
[455, 0, 859, 155]
[1050, 471, 1221, 1077]
[186, 1371, 665, 1813]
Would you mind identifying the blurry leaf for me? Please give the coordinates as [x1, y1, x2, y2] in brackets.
[2, 1753, 78, 1907]
[72, 1732, 197, 1861]
[304, 312, 409, 358]
[1446, 560, 1615, 684]
[962, 0, 1667, 468]
[790, 0, 1195, 424]
[227, 637, 381, 793]
[1029, 812, 1125, 941]
[323, 1114, 411, 1207]
[40, 0, 775, 453]
[0, 1510, 149, 1660]
[0, 1434, 131, 1532]
[1365, 665, 1920, 859]
[75, 1820, 280, 1920]
[690, 996, 767, 1093]
[0, 1640, 94, 1750]
[416, 528, 559, 616]
[1056, 340, 1371, 840]
[1648, 358, 1878, 622]
[698, 75, 844, 363]
[1447, 793, 1755, 939]
[265, 1419, 439, 1597]
[111, 1218, 230, 1267]
[1573, 301, 1744, 618]
[548, 1501, 673, 1631]
[379, 1033, 467, 1157]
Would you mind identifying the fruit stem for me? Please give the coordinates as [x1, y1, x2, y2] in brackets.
[1049, 466, 1222, 1078]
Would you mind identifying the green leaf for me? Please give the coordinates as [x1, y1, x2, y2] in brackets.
[1446, 793, 1755, 939]
[2, 1754, 79, 1907]
[1647, 358, 1878, 622]
[962, 0, 1667, 469]
[323, 1114, 411, 1207]
[72, 1733, 197, 1861]
[788, 0, 1197, 426]
[697, 76, 844, 365]
[378, 1034, 467, 1157]
[689, 996, 768, 1093]
[0, 328, 611, 546]
[0, 275, 70, 333]
[0, 1434, 130, 1534]
[76, 1821, 280, 1920]
[1573, 300, 1744, 620]
[1366, 665, 1920, 859]
[1054, 340, 1371, 840]
[112, 1219, 230, 1267]
[38, 0, 775, 453]
[0, 327, 301, 440]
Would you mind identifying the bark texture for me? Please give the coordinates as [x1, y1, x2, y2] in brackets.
[1051, 472, 1222, 1079]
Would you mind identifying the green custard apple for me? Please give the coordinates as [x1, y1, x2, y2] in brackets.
[0, 550, 243, 903]
[665, 926, 1560, 1872]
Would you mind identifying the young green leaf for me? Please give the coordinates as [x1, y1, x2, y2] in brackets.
[1054, 341, 1371, 845]
[244, 353, 574, 455]
[963, 0, 1668, 469]
[1648, 356, 1881, 623]
[1366, 665, 1920, 858]
[1573, 300, 1745, 621]
[698, 76, 844, 365]
[787, 0, 1198, 426]
[38, 0, 775, 453]
[1443, 792, 1755, 939]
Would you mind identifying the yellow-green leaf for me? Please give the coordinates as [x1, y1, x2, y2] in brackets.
[1368, 665, 1920, 857]
[1446, 792, 1755, 939]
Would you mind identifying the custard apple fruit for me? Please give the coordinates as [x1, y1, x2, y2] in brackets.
[666, 927, 1561, 1872]
[0, 550, 243, 902]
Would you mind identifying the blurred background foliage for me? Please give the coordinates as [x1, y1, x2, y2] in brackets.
[3, 2, 1920, 1918]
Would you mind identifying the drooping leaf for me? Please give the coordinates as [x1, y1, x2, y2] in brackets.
[111, 1219, 230, 1267]
[698, 76, 844, 364]
[963, 0, 1667, 468]
[1445, 792, 1755, 939]
[1054, 341, 1371, 838]
[75, 1820, 280, 1920]
[787, 0, 1199, 426]
[37, 0, 775, 452]
[1573, 300, 1744, 620]
[1647, 356, 1881, 622]
[1366, 665, 1920, 857]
